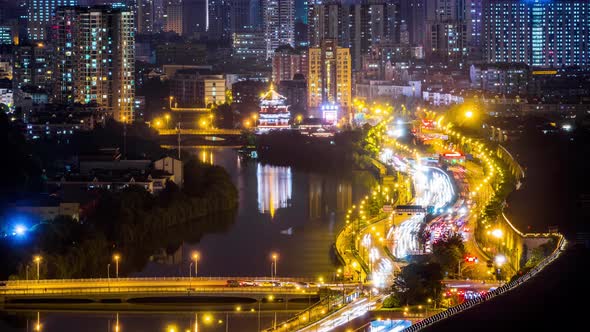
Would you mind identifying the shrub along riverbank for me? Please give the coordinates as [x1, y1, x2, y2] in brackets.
[7, 159, 238, 279]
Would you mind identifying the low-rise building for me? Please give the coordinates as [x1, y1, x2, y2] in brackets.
[232, 30, 266, 62]
[11, 194, 80, 222]
[355, 80, 422, 101]
[422, 90, 465, 106]
[170, 69, 226, 107]
[470, 63, 529, 96]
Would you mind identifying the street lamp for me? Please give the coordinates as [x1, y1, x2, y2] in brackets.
[113, 254, 121, 278]
[192, 252, 200, 277]
[165, 113, 170, 127]
[271, 253, 278, 280]
[491, 229, 503, 239]
[33, 256, 42, 280]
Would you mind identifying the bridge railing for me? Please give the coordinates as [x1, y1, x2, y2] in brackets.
[2, 276, 318, 285]
[401, 234, 567, 332]
[0, 285, 321, 296]
[262, 290, 362, 332]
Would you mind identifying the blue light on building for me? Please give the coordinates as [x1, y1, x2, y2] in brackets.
[484, 0, 589, 67]
[27, 0, 78, 41]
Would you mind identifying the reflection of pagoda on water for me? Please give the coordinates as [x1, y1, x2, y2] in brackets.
[257, 85, 290, 131]
[257, 164, 292, 218]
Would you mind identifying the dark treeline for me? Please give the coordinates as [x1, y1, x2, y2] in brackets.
[255, 129, 374, 173]
[7, 159, 238, 279]
[0, 110, 239, 279]
[0, 113, 43, 206]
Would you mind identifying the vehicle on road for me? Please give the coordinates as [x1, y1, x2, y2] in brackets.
[226, 280, 240, 287]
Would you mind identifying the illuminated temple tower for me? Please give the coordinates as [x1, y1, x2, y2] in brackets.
[257, 85, 291, 131]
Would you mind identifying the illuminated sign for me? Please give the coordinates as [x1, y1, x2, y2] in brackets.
[321, 103, 339, 125]
[532, 70, 557, 75]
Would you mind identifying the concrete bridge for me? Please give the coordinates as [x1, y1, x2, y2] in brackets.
[0, 277, 329, 311]
[157, 128, 243, 136]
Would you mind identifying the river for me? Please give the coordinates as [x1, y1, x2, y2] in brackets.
[0, 147, 373, 332]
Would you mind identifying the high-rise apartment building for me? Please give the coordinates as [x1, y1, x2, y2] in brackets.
[208, 0, 231, 39]
[264, 0, 295, 58]
[13, 43, 52, 90]
[170, 69, 226, 107]
[53, 6, 135, 122]
[233, 30, 268, 61]
[466, 0, 483, 57]
[272, 45, 308, 85]
[163, 0, 183, 35]
[308, 39, 351, 117]
[27, 0, 78, 41]
[307, 1, 393, 70]
[231, 0, 252, 32]
[137, 0, 155, 33]
[529, 0, 589, 67]
[399, 0, 426, 47]
[423, 0, 470, 59]
[183, 0, 207, 35]
[483, 0, 589, 67]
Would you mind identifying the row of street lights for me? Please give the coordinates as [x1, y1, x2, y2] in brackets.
[24, 251, 280, 281]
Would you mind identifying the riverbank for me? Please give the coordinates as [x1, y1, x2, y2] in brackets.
[255, 130, 375, 175]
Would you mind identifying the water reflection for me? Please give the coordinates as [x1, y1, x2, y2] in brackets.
[200, 149, 214, 165]
[4, 311, 296, 332]
[308, 175, 353, 220]
[256, 164, 292, 218]
[161, 148, 371, 277]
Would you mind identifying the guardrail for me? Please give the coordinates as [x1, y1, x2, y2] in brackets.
[2, 276, 318, 285]
[0, 285, 319, 297]
[402, 234, 567, 332]
[263, 290, 362, 332]
[158, 129, 242, 136]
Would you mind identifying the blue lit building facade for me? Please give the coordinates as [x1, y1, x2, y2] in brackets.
[483, 0, 590, 68]
[530, 0, 589, 67]
[27, 0, 78, 41]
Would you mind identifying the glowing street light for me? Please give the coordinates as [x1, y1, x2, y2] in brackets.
[192, 252, 200, 277]
[113, 254, 121, 278]
[491, 229, 503, 239]
[495, 254, 506, 266]
[271, 252, 278, 280]
[34, 255, 42, 280]
[465, 110, 473, 118]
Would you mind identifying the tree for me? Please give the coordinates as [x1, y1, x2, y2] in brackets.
[382, 293, 402, 308]
[431, 233, 466, 277]
[0, 112, 42, 205]
[394, 262, 443, 305]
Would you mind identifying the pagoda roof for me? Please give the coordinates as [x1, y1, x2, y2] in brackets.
[261, 86, 287, 102]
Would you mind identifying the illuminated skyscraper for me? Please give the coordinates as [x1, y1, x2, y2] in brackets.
[271, 44, 307, 85]
[53, 6, 135, 122]
[137, 0, 155, 33]
[483, 0, 531, 64]
[483, 0, 589, 67]
[264, 0, 295, 58]
[208, 0, 231, 39]
[307, 39, 351, 119]
[306, 1, 393, 70]
[26, 0, 77, 41]
[529, 0, 589, 67]
[163, 0, 183, 35]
